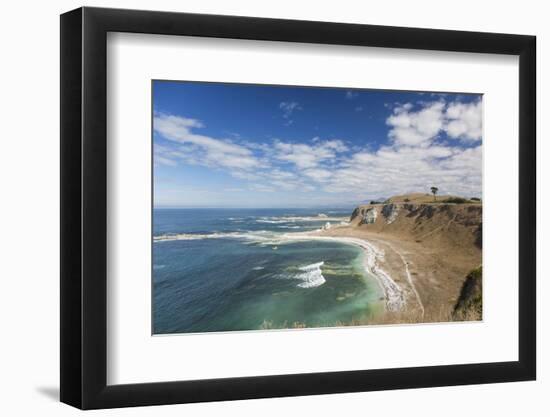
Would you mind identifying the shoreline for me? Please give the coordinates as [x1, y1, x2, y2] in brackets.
[154, 226, 415, 314]
[291, 218, 481, 321]
[153, 201, 481, 324]
[153, 208, 480, 322]
[282, 232, 408, 312]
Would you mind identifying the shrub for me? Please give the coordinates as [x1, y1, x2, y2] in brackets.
[453, 266, 482, 321]
[442, 197, 469, 204]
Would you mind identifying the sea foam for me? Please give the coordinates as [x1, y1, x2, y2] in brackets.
[295, 261, 326, 288]
[153, 231, 276, 243]
[256, 215, 348, 224]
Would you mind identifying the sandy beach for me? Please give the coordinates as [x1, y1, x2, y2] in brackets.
[288, 219, 481, 322]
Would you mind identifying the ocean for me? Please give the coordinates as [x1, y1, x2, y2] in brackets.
[153, 208, 384, 334]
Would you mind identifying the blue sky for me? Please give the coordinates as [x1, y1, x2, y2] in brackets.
[153, 81, 482, 208]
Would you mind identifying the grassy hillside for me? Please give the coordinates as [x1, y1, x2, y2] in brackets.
[383, 192, 480, 204]
[344, 193, 482, 322]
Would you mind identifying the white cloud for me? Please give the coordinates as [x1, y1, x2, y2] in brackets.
[154, 114, 251, 155]
[445, 101, 482, 141]
[303, 168, 332, 182]
[269, 169, 297, 180]
[323, 143, 481, 198]
[274, 139, 348, 169]
[230, 171, 261, 181]
[249, 184, 276, 193]
[153, 114, 263, 172]
[322, 97, 482, 199]
[345, 91, 359, 99]
[322, 139, 349, 152]
[279, 101, 302, 119]
[154, 155, 177, 167]
[386, 100, 482, 147]
[270, 180, 299, 191]
[155, 98, 482, 205]
[154, 143, 183, 167]
[386, 102, 445, 146]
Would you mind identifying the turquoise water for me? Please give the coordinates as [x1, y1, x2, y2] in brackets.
[153, 208, 384, 334]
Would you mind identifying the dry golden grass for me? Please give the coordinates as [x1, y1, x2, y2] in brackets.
[260, 320, 307, 330]
[330, 305, 480, 328]
[258, 303, 481, 330]
[385, 192, 480, 204]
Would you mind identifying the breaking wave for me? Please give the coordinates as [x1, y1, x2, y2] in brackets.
[256, 214, 348, 224]
[294, 261, 326, 288]
[154, 231, 276, 243]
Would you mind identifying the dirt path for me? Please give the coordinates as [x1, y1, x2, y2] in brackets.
[383, 241, 425, 318]
[286, 223, 480, 320]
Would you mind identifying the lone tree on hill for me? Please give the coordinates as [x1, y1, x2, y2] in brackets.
[430, 186, 439, 201]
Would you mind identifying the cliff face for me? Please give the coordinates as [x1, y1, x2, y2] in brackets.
[350, 202, 482, 250]
[343, 198, 482, 321]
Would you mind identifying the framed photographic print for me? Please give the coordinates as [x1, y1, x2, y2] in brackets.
[60, 7, 536, 409]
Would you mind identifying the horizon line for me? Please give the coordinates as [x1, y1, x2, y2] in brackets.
[153, 206, 355, 209]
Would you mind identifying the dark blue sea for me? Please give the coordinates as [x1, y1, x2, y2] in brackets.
[153, 208, 383, 334]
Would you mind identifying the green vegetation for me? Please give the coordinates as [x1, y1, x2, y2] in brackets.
[452, 266, 482, 321]
[430, 186, 439, 201]
[441, 197, 470, 204]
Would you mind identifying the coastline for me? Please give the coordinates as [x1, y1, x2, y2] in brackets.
[283, 218, 480, 321]
[154, 223, 427, 318]
[282, 232, 407, 312]
[153, 204, 482, 326]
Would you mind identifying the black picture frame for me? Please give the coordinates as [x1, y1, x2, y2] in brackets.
[60, 6, 536, 410]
